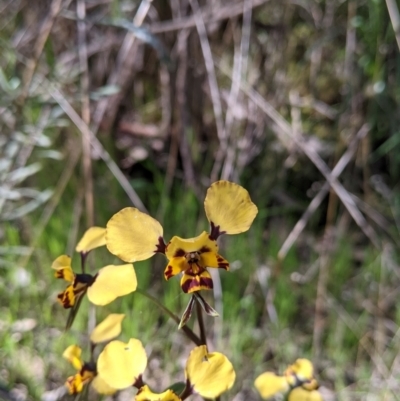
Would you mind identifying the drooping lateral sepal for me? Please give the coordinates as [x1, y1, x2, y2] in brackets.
[178, 295, 196, 329]
[193, 292, 219, 317]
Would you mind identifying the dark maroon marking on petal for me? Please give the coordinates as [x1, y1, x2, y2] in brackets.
[209, 222, 226, 240]
[174, 248, 186, 257]
[155, 237, 166, 254]
[133, 374, 145, 389]
[55, 270, 64, 279]
[164, 265, 175, 280]
[199, 277, 213, 290]
[198, 246, 211, 254]
[181, 277, 200, 293]
[58, 291, 73, 309]
[217, 256, 229, 270]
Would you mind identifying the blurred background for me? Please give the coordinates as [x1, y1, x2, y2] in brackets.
[1, 0, 400, 400]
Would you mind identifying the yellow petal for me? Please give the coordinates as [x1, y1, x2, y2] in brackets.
[285, 359, 314, 382]
[136, 385, 181, 401]
[254, 372, 290, 399]
[52, 255, 72, 270]
[54, 266, 75, 282]
[164, 257, 187, 280]
[302, 379, 319, 391]
[90, 314, 125, 344]
[63, 345, 83, 371]
[97, 339, 147, 390]
[185, 345, 235, 398]
[91, 375, 117, 395]
[165, 232, 218, 260]
[87, 264, 137, 306]
[52, 255, 74, 282]
[204, 180, 258, 236]
[57, 286, 76, 308]
[106, 207, 164, 262]
[75, 227, 106, 253]
[200, 252, 229, 270]
[288, 388, 324, 401]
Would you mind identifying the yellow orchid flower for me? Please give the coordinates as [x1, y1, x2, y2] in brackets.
[136, 385, 181, 401]
[106, 181, 257, 294]
[185, 345, 236, 399]
[62, 345, 117, 395]
[164, 231, 229, 293]
[254, 359, 323, 400]
[52, 255, 137, 308]
[97, 338, 148, 389]
[62, 345, 96, 394]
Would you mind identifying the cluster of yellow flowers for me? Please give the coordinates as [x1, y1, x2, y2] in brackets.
[52, 180, 324, 400]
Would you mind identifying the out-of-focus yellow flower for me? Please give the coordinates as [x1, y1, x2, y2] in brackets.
[106, 181, 257, 294]
[288, 387, 324, 401]
[254, 359, 324, 400]
[254, 372, 290, 399]
[62, 345, 116, 395]
[75, 226, 106, 253]
[135, 385, 181, 401]
[62, 345, 96, 394]
[185, 345, 235, 399]
[97, 338, 147, 390]
[52, 255, 137, 308]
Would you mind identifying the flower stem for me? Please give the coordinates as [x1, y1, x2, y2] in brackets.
[196, 299, 207, 346]
[135, 288, 202, 346]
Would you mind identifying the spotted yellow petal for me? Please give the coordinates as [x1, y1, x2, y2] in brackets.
[165, 232, 218, 260]
[63, 345, 83, 371]
[200, 252, 229, 270]
[52, 255, 74, 282]
[75, 227, 106, 253]
[254, 372, 290, 399]
[87, 264, 137, 306]
[90, 314, 125, 344]
[185, 345, 235, 398]
[288, 387, 324, 401]
[181, 269, 213, 293]
[106, 207, 164, 262]
[91, 375, 117, 395]
[97, 338, 147, 389]
[57, 285, 76, 308]
[204, 181, 258, 236]
[135, 385, 181, 401]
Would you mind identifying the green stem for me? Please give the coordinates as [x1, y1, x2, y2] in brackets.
[135, 288, 202, 346]
[196, 300, 207, 346]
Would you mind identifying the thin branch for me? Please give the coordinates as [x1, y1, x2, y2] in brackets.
[386, 0, 400, 51]
[91, 0, 153, 135]
[77, 0, 94, 228]
[149, 0, 269, 34]
[189, 0, 225, 148]
[18, 0, 65, 104]
[48, 85, 147, 212]
[278, 124, 370, 260]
